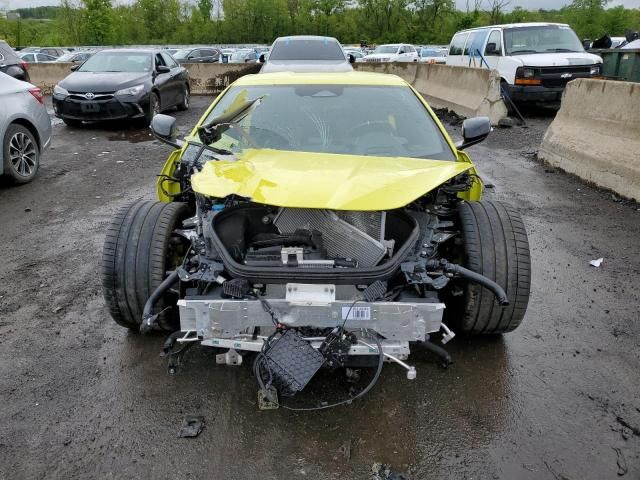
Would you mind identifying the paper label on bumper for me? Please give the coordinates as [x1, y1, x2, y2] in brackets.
[342, 306, 371, 321]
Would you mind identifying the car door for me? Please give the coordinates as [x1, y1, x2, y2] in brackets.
[153, 53, 173, 107]
[161, 52, 184, 106]
[188, 49, 205, 63]
[483, 29, 503, 71]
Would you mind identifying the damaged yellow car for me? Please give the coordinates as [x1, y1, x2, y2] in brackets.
[102, 72, 530, 409]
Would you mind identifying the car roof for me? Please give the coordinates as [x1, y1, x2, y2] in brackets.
[457, 22, 569, 33]
[232, 71, 408, 87]
[274, 35, 340, 42]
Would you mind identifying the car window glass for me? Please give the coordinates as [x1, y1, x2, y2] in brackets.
[190, 50, 201, 58]
[37, 54, 50, 61]
[78, 52, 152, 72]
[486, 30, 502, 54]
[201, 49, 216, 57]
[449, 33, 468, 55]
[269, 39, 345, 61]
[202, 85, 456, 161]
[155, 53, 166, 67]
[162, 52, 178, 68]
[23, 54, 35, 61]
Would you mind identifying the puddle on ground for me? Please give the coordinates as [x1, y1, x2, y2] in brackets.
[107, 129, 154, 143]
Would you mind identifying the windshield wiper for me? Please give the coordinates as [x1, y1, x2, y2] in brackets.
[198, 96, 264, 145]
[509, 49, 539, 54]
[545, 48, 580, 52]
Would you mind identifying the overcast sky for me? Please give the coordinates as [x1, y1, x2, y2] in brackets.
[4, 0, 640, 9]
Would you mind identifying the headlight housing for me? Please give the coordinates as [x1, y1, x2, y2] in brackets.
[53, 84, 68, 98]
[590, 64, 601, 75]
[115, 84, 145, 97]
[521, 68, 535, 78]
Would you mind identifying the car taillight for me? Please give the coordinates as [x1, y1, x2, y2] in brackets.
[29, 87, 44, 104]
[20, 60, 29, 71]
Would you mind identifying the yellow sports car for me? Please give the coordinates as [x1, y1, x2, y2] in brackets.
[102, 71, 530, 408]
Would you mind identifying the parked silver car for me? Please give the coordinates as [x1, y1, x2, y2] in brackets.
[0, 72, 52, 184]
[260, 36, 354, 73]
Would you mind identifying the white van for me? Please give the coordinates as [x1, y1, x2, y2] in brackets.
[447, 23, 603, 103]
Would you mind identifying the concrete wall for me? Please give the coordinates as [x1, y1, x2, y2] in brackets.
[538, 78, 640, 202]
[26, 62, 261, 95]
[354, 62, 507, 124]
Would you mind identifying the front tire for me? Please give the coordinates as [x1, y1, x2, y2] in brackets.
[177, 85, 190, 111]
[144, 92, 161, 125]
[101, 201, 191, 332]
[447, 200, 531, 335]
[2, 124, 39, 184]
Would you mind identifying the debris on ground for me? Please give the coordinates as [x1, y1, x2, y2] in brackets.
[371, 463, 410, 480]
[498, 117, 515, 128]
[613, 447, 628, 476]
[177, 416, 205, 438]
[433, 107, 464, 126]
[590, 258, 604, 267]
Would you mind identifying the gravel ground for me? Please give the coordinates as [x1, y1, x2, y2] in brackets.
[0, 97, 638, 480]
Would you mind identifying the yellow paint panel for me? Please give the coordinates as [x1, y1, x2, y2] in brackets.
[191, 149, 473, 211]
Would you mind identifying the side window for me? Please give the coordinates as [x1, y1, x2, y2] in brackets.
[201, 49, 216, 57]
[407, 45, 416, 53]
[23, 54, 35, 62]
[161, 52, 178, 68]
[449, 33, 468, 55]
[155, 53, 166, 67]
[485, 30, 502, 55]
[36, 54, 49, 61]
[189, 49, 201, 59]
[463, 31, 478, 55]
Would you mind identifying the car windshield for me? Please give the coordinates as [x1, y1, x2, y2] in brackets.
[504, 25, 584, 55]
[421, 49, 444, 57]
[374, 46, 399, 54]
[199, 84, 456, 161]
[269, 39, 345, 61]
[78, 52, 152, 72]
[172, 49, 192, 59]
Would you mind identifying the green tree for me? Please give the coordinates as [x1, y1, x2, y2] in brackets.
[82, 0, 114, 45]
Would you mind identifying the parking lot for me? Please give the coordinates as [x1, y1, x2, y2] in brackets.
[0, 96, 639, 479]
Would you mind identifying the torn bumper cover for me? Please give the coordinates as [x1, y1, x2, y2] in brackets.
[178, 298, 445, 356]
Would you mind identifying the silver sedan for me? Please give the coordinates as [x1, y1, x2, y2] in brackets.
[0, 72, 52, 184]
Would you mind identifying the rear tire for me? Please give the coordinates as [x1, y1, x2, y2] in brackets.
[101, 200, 191, 332]
[447, 200, 531, 335]
[2, 124, 39, 184]
[177, 85, 190, 111]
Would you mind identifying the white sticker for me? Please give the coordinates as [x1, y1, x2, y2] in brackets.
[342, 306, 371, 321]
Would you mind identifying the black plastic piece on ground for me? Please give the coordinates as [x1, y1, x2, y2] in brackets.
[177, 416, 205, 438]
[263, 330, 325, 396]
[222, 278, 250, 298]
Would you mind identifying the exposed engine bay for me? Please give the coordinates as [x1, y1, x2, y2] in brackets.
[150, 173, 510, 410]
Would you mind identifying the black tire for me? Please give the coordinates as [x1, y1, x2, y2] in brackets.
[2, 124, 39, 184]
[101, 200, 191, 332]
[144, 92, 161, 125]
[177, 84, 190, 111]
[449, 200, 531, 335]
[500, 80, 515, 115]
[62, 118, 83, 127]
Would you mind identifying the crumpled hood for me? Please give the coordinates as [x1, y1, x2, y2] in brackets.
[511, 52, 602, 67]
[191, 149, 472, 210]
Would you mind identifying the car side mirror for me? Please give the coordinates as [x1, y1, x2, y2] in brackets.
[485, 42, 500, 55]
[70, 64, 79, 71]
[151, 114, 183, 149]
[259, 54, 266, 63]
[156, 65, 171, 73]
[455, 117, 492, 150]
[348, 54, 355, 64]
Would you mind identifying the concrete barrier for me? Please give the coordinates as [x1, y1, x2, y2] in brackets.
[538, 78, 640, 202]
[26, 62, 261, 95]
[354, 62, 507, 124]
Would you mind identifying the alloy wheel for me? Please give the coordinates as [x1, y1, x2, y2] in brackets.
[9, 132, 37, 178]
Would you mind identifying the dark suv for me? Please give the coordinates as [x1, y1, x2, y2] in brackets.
[171, 47, 220, 64]
[0, 41, 29, 82]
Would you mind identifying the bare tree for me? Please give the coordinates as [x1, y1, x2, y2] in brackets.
[487, 0, 510, 23]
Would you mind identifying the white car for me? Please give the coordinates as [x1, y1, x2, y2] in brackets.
[0, 72, 52, 184]
[260, 36, 353, 73]
[362, 44, 418, 63]
[446, 22, 602, 104]
[418, 47, 447, 64]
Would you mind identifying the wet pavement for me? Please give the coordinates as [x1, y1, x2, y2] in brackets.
[0, 97, 639, 479]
